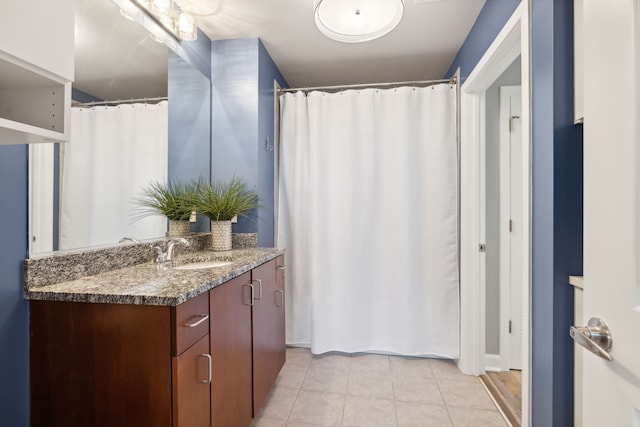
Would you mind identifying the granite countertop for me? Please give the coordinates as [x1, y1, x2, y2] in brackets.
[25, 248, 285, 306]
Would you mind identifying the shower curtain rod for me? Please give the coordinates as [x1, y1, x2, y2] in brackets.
[278, 76, 457, 94]
[72, 96, 168, 107]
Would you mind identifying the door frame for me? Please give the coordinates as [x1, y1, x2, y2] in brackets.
[458, 1, 531, 426]
[499, 85, 523, 371]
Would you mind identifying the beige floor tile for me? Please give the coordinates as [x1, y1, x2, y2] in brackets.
[395, 401, 453, 427]
[393, 375, 445, 406]
[256, 349, 509, 427]
[310, 353, 352, 371]
[258, 384, 300, 421]
[437, 379, 496, 410]
[390, 356, 434, 379]
[288, 390, 345, 426]
[342, 395, 397, 427]
[302, 365, 349, 393]
[286, 347, 313, 367]
[276, 362, 309, 390]
[350, 353, 391, 373]
[447, 408, 509, 427]
[347, 370, 394, 399]
[251, 414, 287, 427]
[429, 360, 476, 382]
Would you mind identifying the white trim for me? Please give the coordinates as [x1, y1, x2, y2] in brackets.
[499, 85, 524, 372]
[273, 80, 282, 246]
[485, 354, 503, 372]
[499, 86, 512, 372]
[457, 1, 530, 426]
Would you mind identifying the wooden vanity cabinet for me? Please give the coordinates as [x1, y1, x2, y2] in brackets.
[30, 301, 175, 427]
[208, 258, 287, 423]
[209, 272, 253, 427]
[30, 291, 211, 427]
[29, 256, 285, 427]
[173, 335, 211, 427]
[252, 256, 286, 415]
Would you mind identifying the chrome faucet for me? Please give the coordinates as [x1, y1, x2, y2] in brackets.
[153, 238, 190, 263]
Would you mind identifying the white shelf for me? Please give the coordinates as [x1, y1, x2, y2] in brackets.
[0, 52, 70, 144]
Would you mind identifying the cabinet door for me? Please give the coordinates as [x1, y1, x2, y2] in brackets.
[252, 258, 286, 415]
[275, 255, 286, 370]
[30, 301, 172, 427]
[210, 272, 253, 427]
[172, 335, 211, 427]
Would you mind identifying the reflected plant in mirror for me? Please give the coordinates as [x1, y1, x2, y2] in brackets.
[132, 180, 199, 237]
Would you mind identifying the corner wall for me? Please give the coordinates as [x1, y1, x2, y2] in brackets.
[211, 38, 288, 247]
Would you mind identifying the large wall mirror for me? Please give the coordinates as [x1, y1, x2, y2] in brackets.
[29, 0, 211, 256]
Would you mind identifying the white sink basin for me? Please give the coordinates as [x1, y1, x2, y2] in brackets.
[174, 260, 233, 270]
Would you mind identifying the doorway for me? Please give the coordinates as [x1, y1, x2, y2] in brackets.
[458, 2, 531, 426]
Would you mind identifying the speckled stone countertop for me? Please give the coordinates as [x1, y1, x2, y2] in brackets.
[25, 248, 285, 306]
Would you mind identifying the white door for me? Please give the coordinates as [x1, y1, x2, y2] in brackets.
[499, 86, 522, 371]
[581, 1, 640, 426]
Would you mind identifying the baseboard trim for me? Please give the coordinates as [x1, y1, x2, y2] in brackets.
[485, 353, 502, 372]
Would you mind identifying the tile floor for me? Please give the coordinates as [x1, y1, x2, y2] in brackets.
[251, 347, 508, 427]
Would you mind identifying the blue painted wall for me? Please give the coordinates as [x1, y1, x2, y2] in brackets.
[168, 52, 212, 232]
[173, 28, 212, 80]
[211, 38, 288, 247]
[258, 41, 287, 247]
[445, 0, 520, 80]
[0, 145, 30, 426]
[530, 1, 582, 425]
[447, 0, 583, 425]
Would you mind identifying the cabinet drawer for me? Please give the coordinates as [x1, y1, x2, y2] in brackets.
[173, 292, 210, 356]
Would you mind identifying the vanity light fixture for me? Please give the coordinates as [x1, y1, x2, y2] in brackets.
[126, 0, 198, 41]
[313, 0, 405, 43]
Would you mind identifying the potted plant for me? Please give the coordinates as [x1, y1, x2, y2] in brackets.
[132, 180, 198, 236]
[193, 177, 259, 251]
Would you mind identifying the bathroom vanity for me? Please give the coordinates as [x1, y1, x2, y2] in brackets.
[25, 244, 285, 427]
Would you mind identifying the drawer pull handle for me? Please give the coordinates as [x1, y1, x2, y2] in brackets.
[200, 353, 212, 384]
[276, 265, 286, 270]
[276, 289, 284, 307]
[184, 314, 209, 328]
[252, 279, 263, 300]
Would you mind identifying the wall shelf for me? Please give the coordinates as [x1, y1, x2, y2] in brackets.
[0, 51, 70, 145]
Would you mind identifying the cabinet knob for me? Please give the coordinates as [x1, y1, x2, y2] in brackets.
[276, 265, 286, 270]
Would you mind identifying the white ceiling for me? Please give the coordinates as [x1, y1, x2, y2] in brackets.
[74, 0, 485, 100]
[193, 0, 485, 88]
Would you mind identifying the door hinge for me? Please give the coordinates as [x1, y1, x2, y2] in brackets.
[509, 320, 512, 334]
[509, 219, 513, 232]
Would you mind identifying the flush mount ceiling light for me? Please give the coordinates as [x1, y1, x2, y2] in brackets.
[313, 0, 405, 43]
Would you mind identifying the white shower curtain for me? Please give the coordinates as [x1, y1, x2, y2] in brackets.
[277, 85, 459, 357]
[59, 102, 168, 250]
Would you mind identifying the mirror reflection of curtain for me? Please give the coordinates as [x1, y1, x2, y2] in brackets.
[59, 102, 168, 250]
[278, 85, 459, 357]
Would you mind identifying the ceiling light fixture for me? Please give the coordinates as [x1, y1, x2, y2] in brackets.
[313, 0, 405, 43]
